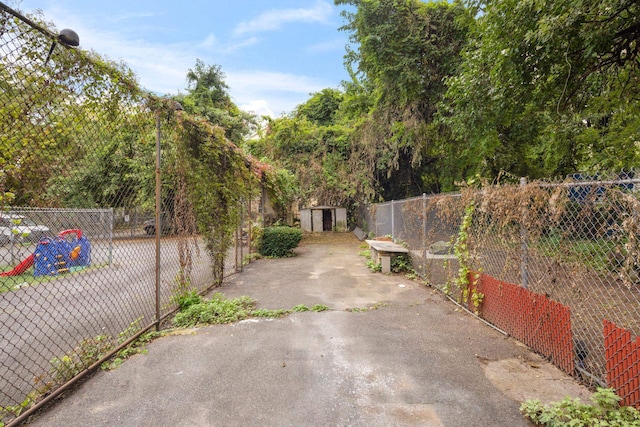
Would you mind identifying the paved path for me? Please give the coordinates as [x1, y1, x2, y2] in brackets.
[27, 233, 590, 426]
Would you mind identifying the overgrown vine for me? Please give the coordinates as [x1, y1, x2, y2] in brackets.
[452, 200, 483, 314]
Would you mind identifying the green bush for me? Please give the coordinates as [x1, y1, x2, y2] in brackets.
[259, 226, 302, 257]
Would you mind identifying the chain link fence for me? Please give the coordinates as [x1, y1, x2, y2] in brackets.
[0, 4, 261, 424]
[360, 174, 640, 405]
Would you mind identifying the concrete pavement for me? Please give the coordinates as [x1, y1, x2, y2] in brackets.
[26, 233, 590, 426]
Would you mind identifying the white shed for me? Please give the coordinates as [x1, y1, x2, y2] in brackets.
[300, 206, 347, 232]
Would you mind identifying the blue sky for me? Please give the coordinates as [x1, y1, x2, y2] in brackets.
[12, 0, 353, 117]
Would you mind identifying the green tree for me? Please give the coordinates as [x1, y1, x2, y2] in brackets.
[295, 88, 344, 126]
[444, 0, 640, 179]
[176, 59, 256, 145]
[336, 0, 471, 198]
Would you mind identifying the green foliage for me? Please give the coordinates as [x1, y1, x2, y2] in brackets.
[247, 114, 359, 210]
[1, 324, 162, 422]
[172, 293, 256, 327]
[452, 201, 484, 313]
[251, 308, 290, 318]
[358, 249, 371, 258]
[259, 226, 303, 257]
[262, 167, 300, 223]
[174, 112, 256, 283]
[366, 259, 382, 272]
[50, 335, 116, 383]
[336, 0, 472, 199]
[346, 302, 390, 312]
[390, 254, 413, 274]
[520, 388, 640, 426]
[296, 88, 344, 126]
[292, 304, 310, 312]
[102, 330, 162, 371]
[171, 294, 331, 327]
[175, 290, 203, 310]
[178, 59, 256, 144]
[443, 0, 640, 180]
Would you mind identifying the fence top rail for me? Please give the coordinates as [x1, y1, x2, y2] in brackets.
[5, 207, 114, 213]
[370, 193, 460, 208]
[535, 178, 640, 188]
[370, 178, 640, 208]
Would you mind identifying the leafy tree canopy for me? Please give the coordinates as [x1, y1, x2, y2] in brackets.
[175, 59, 257, 145]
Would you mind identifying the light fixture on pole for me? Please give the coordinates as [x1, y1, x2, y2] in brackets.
[44, 28, 79, 66]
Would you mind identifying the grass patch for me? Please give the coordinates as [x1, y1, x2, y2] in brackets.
[173, 293, 256, 327]
[251, 308, 290, 318]
[0, 264, 101, 294]
[172, 294, 331, 327]
[533, 235, 619, 272]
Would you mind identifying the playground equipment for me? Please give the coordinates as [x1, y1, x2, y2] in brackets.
[0, 229, 91, 277]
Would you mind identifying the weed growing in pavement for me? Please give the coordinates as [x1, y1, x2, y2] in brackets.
[366, 259, 382, 272]
[358, 249, 371, 258]
[520, 388, 640, 426]
[251, 308, 290, 318]
[174, 290, 203, 309]
[102, 330, 163, 370]
[346, 302, 390, 312]
[172, 293, 256, 327]
[242, 252, 262, 266]
[172, 294, 332, 327]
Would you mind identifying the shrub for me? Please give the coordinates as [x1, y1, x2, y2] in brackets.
[259, 226, 302, 257]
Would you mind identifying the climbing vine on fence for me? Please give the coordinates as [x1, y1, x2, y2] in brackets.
[452, 200, 483, 313]
[173, 112, 257, 284]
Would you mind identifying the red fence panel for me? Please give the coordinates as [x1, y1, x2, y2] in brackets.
[469, 272, 574, 374]
[604, 320, 640, 408]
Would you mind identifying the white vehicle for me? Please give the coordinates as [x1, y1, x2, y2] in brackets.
[0, 214, 50, 245]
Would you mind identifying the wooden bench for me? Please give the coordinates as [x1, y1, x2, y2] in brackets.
[365, 239, 409, 273]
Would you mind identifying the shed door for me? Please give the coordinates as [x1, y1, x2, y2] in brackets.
[312, 209, 323, 232]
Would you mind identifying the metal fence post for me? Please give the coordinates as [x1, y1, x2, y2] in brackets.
[422, 193, 427, 275]
[391, 200, 395, 238]
[520, 177, 529, 289]
[108, 208, 113, 266]
[154, 113, 161, 330]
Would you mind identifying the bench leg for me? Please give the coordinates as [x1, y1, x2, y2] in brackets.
[381, 255, 391, 273]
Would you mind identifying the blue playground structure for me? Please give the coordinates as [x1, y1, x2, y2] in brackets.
[34, 229, 91, 277]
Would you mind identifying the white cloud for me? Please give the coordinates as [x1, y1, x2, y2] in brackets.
[233, 1, 333, 36]
[199, 33, 217, 48]
[228, 71, 328, 116]
[19, 2, 335, 117]
[219, 36, 261, 53]
[239, 100, 274, 118]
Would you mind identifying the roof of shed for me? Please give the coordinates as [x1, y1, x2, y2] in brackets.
[302, 205, 344, 210]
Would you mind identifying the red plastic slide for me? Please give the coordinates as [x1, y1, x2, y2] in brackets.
[0, 254, 35, 277]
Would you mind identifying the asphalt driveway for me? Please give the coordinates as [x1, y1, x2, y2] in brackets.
[27, 233, 590, 426]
